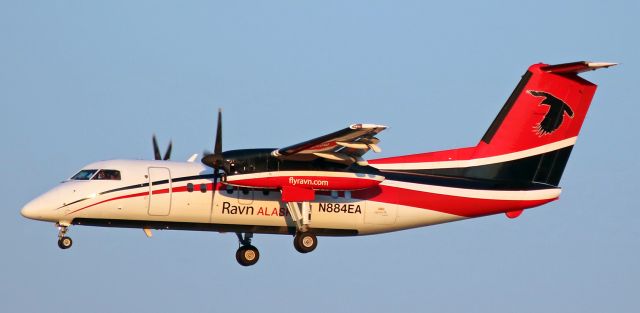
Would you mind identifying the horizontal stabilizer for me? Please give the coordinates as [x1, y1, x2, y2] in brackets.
[540, 61, 617, 74]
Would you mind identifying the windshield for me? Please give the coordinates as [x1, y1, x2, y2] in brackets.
[94, 169, 121, 180]
[70, 169, 97, 180]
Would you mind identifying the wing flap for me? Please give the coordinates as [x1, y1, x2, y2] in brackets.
[273, 124, 386, 164]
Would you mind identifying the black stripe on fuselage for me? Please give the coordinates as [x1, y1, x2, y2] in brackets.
[380, 171, 554, 190]
[383, 145, 573, 187]
[60, 159, 561, 213]
[72, 218, 358, 236]
[56, 174, 218, 210]
[99, 174, 217, 196]
[61, 197, 92, 208]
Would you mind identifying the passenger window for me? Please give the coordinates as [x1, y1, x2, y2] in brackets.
[226, 186, 234, 194]
[93, 169, 121, 180]
[71, 169, 97, 180]
[200, 183, 207, 193]
[262, 190, 270, 196]
[187, 183, 194, 192]
[241, 188, 250, 195]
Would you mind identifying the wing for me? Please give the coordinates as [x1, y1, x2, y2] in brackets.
[272, 124, 387, 165]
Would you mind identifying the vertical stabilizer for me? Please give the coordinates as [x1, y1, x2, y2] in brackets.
[370, 61, 616, 186]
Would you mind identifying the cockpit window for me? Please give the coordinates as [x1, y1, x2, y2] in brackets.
[70, 169, 97, 180]
[93, 169, 121, 180]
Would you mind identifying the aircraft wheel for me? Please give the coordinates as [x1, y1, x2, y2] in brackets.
[58, 236, 73, 249]
[293, 233, 317, 254]
[235, 245, 259, 266]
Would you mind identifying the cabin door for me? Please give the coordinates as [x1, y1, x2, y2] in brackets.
[148, 167, 172, 216]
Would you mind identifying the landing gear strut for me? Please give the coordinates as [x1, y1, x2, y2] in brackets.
[293, 232, 317, 253]
[235, 232, 259, 266]
[284, 201, 319, 253]
[56, 224, 72, 249]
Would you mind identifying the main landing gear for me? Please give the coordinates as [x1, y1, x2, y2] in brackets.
[233, 232, 318, 266]
[293, 232, 317, 254]
[285, 202, 319, 254]
[232, 200, 318, 266]
[56, 223, 72, 249]
[235, 232, 259, 266]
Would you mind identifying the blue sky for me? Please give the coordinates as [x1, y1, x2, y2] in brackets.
[1, 1, 638, 312]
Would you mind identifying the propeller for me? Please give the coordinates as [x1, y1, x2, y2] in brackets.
[202, 109, 223, 168]
[152, 134, 173, 160]
[201, 109, 224, 191]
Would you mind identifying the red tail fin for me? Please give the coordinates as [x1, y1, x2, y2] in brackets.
[478, 62, 613, 156]
[370, 61, 616, 186]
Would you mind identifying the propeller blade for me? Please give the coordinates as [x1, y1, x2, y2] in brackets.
[202, 108, 224, 168]
[210, 166, 220, 217]
[152, 134, 161, 160]
[215, 109, 222, 156]
[163, 141, 173, 160]
[213, 167, 220, 192]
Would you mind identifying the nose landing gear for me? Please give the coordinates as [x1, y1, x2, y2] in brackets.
[56, 223, 72, 249]
[235, 232, 259, 266]
[235, 245, 259, 266]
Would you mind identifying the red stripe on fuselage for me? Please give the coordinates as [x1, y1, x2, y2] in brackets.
[66, 183, 218, 215]
[351, 185, 556, 218]
[66, 181, 554, 218]
[66, 191, 149, 215]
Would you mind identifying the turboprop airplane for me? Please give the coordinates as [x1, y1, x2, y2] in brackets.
[21, 61, 615, 266]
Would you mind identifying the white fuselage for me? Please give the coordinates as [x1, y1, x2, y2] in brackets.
[21, 159, 465, 236]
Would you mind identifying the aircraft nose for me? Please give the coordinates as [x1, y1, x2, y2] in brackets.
[20, 195, 58, 221]
[21, 198, 45, 220]
[21, 183, 81, 222]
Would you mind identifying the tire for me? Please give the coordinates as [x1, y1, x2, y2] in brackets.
[58, 236, 73, 249]
[235, 245, 259, 266]
[293, 233, 317, 254]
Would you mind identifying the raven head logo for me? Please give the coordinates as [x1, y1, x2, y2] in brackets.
[527, 90, 574, 136]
